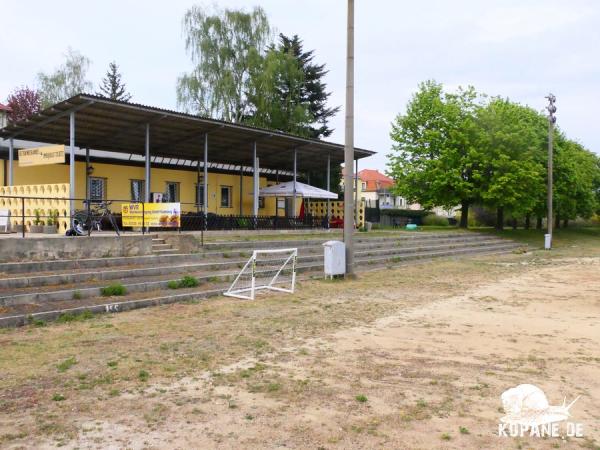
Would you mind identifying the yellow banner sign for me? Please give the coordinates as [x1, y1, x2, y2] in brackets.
[18, 145, 65, 167]
[121, 203, 181, 228]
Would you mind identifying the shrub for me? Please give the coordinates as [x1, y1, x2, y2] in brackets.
[355, 394, 368, 403]
[33, 209, 42, 226]
[422, 214, 450, 226]
[167, 275, 200, 289]
[100, 283, 127, 296]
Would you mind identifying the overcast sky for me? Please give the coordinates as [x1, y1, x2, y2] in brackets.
[2, 0, 599, 171]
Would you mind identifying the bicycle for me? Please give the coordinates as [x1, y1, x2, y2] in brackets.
[69, 200, 120, 236]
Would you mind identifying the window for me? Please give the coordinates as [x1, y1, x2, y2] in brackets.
[362, 182, 367, 190]
[131, 180, 145, 202]
[195, 184, 205, 206]
[259, 196, 265, 209]
[89, 177, 105, 201]
[164, 182, 179, 202]
[220, 186, 232, 208]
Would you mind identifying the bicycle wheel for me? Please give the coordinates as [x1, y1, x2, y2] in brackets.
[71, 211, 90, 236]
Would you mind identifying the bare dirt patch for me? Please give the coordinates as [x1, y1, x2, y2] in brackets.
[1, 253, 599, 449]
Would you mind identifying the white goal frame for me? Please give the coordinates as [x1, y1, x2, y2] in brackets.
[223, 248, 298, 300]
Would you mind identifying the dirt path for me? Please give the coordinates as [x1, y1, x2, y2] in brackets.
[47, 259, 599, 449]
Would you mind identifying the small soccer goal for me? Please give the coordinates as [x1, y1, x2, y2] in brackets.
[223, 248, 298, 300]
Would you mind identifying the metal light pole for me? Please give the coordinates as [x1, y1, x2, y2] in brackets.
[545, 93, 557, 250]
[343, 0, 355, 275]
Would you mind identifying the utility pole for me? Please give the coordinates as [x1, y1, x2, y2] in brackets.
[343, 0, 355, 275]
[545, 93, 557, 250]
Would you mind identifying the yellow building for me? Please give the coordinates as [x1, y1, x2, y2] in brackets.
[0, 94, 375, 231]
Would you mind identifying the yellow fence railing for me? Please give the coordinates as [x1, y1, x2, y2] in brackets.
[0, 184, 71, 232]
[306, 200, 365, 227]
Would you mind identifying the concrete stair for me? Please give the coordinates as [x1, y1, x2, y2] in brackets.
[151, 237, 179, 254]
[0, 231, 525, 327]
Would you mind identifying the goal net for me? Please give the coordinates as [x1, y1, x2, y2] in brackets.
[223, 248, 298, 300]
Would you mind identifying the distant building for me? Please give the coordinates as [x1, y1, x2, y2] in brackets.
[356, 169, 408, 209]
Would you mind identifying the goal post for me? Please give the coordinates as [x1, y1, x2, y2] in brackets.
[223, 248, 298, 300]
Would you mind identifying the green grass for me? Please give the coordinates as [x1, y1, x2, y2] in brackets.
[56, 357, 77, 372]
[72, 290, 82, 300]
[480, 226, 600, 256]
[51, 393, 66, 402]
[167, 275, 200, 289]
[100, 283, 127, 297]
[138, 369, 150, 382]
[56, 310, 94, 323]
[355, 394, 368, 403]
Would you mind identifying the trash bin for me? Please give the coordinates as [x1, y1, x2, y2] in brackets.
[544, 233, 552, 250]
[323, 240, 345, 278]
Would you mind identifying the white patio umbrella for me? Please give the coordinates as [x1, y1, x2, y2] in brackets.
[259, 181, 338, 199]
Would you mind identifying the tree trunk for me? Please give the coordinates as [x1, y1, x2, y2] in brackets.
[563, 218, 569, 228]
[555, 214, 560, 229]
[495, 207, 504, 231]
[459, 202, 469, 228]
[536, 216, 543, 230]
[512, 218, 517, 230]
[525, 215, 531, 230]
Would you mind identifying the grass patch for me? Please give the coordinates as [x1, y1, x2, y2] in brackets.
[441, 433, 451, 440]
[56, 357, 77, 373]
[167, 275, 200, 289]
[51, 393, 66, 402]
[355, 394, 368, 403]
[27, 315, 46, 327]
[459, 426, 469, 434]
[138, 369, 150, 382]
[56, 310, 94, 323]
[100, 283, 127, 297]
[72, 290, 82, 300]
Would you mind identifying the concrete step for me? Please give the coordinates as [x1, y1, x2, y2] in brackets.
[0, 240, 523, 328]
[0, 238, 522, 296]
[0, 238, 520, 290]
[0, 232, 509, 276]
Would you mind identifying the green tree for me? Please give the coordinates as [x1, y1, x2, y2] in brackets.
[176, 5, 272, 122]
[552, 135, 599, 226]
[475, 99, 546, 230]
[245, 47, 313, 136]
[37, 48, 92, 108]
[388, 81, 483, 228]
[97, 61, 132, 101]
[272, 34, 340, 138]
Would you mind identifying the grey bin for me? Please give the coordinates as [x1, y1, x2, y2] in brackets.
[322, 240, 346, 278]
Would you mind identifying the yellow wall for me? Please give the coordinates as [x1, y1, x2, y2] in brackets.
[8, 160, 289, 216]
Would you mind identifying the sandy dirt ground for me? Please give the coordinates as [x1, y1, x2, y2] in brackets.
[1, 255, 599, 449]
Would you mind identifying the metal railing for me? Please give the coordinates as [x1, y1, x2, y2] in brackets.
[0, 194, 329, 237]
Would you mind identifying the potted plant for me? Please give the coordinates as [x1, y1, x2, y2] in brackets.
[30, 209, 44, 233]
[43, 210, 59, 234]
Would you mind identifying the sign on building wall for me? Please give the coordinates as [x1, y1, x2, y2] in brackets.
[121, 203, 181, 228]
[18, 145, 65, 167]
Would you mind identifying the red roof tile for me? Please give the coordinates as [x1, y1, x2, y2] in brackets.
[358, 169, 394, 191]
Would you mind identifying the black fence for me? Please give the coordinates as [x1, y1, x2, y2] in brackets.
[180, 213, 327, 231]
[0, 194, 329, 237]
